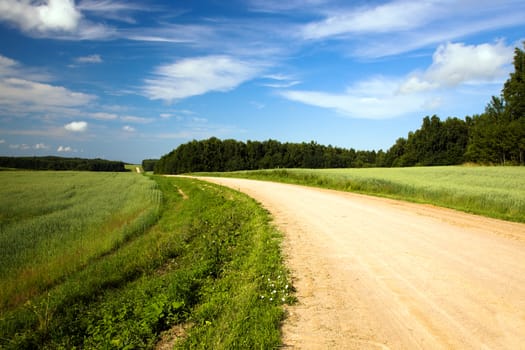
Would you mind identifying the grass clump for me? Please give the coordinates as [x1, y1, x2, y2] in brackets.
[198, 166, 525, 223]
[0, 174, 293, 349]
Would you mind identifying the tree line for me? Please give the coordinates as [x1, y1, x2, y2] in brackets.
[154, 138, 380, 174]
[0, 156, 127, 172]
[154, 44, 524, 174]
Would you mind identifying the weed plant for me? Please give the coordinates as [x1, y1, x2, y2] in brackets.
[199, 166, 525, 223]
[0, 175, 293, 349]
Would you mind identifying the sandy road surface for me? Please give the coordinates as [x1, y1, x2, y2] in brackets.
[197, 177, 525, 349]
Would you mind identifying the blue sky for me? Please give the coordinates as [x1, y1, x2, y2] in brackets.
[0, 0, 524, 163]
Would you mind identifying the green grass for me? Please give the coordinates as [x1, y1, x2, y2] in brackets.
[0, 171, 161, 311]
[0, 173, 293, 349]
[197, 166, 525, 223]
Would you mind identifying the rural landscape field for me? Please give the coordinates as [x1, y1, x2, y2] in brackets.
[1, 164, 524, 348]
[1, 1, 525, 348]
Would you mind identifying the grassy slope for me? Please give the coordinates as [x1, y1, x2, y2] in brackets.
[197, 166, 525, 223]
[0, 173, 292, 349]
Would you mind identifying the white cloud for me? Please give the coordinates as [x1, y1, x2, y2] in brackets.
[9, 144, 30, 150]
[120, 115, 152, 124]
[0, 55, 95, 117]
[297, 0, 525, 58]
[399, 41, 514, 93]
[301, 1, 434, 39]
[34, 143, 50, 150]
[143, 55, 263, 102]
[281, 76, 424, 119]
[77, 0, 149, 24]
[0, 55, 18, 76]
[90, 112, 117, 120]
[64, 121, 88, 132]
[0, 0, 81, 33]
[57, 145, 74, 152]
[122, 125, 135, 132]
[0, 139, 4, 144]
[75, 54, 102, 63]
[0, 77, 95, 109]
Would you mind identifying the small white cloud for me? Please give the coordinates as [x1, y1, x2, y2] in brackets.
[120, 115, 152, 124]
[9, 144, 30, 150]
[262, 81, 301, 88]
[159, 113, 172, 119]
[57, 145, 75, 152]
[0, 0, 81, 33]
[122, 125, 135, 132]
[143, 55, 263, 102]
[0, 139, 5, 144]
[34, 143, 50, 150]
[75, 54, 102, 63]
[64, 121, 88, 132]
[261, 74, 301, 88]
[90, 112, 118, 120]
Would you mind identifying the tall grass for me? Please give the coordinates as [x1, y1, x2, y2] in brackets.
[0, 171, 161, 311]
[200, 166, 525, 223]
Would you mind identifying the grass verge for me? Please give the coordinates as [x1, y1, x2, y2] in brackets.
[196, 166, 525, 223]
[0, 174, 293, 349]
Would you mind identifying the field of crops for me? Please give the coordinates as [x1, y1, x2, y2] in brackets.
[0, 171, 161, 311]
[0, 172, 292, 349]
[208, 166, 525, 223]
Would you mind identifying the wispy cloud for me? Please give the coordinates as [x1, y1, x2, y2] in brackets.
[122, 125, 135, 132]
[248, 0, 328, 13]
[0, 77, 95, 108]
[89, 112, 118, 120]
[77, 0, 151, 23]
[143, 55, 264, 102]
[297, 0, 525, 58]
[0, 54, 95, 121]
[120, 115, 153, 124]
[75, 54, 103, 63]
[281, 76, 424, 119]
[300, 1, 435, 40]
[57, 145, 76, 152]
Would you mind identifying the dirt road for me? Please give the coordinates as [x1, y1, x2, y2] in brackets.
[198, 177, 525, 349]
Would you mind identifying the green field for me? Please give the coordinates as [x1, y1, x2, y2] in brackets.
[201, 166, 525, 223]
[0, 172, 293, 349]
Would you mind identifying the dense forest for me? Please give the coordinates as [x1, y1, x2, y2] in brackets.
[155, 44, 524, 174]
[0, 156, 127, 172]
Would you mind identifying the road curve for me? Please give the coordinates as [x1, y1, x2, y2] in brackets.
[197, 177, 525, 349]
